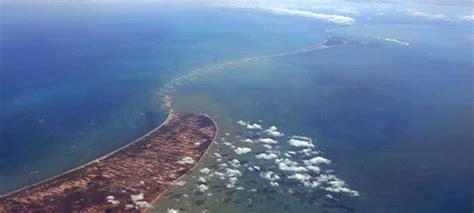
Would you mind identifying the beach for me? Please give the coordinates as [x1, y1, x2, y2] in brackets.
[0, 112, 217, 212]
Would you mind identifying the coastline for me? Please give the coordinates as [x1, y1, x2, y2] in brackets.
[145, 113, 219, 212]
[0, 110, 218, 212]
[0, 109, 175, 199]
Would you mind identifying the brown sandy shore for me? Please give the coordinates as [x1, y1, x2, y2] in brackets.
[0, 112, 217, 212]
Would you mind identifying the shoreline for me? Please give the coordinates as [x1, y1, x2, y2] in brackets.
[145, 113, 219, 212]
[0, 109, 175, 199]
[0, 111, 218, 212]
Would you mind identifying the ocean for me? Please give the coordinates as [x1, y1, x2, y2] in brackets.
[0, 1, 472, 212]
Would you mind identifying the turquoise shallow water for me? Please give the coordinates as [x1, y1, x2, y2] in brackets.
[1, 1, 473, 212]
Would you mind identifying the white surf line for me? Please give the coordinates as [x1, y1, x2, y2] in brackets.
[158, 39, 340, 109]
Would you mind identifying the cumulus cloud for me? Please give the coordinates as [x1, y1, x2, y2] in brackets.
[384, 38, 410, 46]
[243, 138, 254, 143]
[306, 165, 321, 173]
[262, 144, 273, 149]
[276, 158, 308, 172]
[288, 138, 314, 148]
[260, 171, 280, 181]
[167, 209, 179, 213]
[200, 168, 210, 174]
[264, 126, 284, 137]
[247, 123, 262, 130]
[106, 195, 120, 205]
[227, 176, 239, 188]
[300, 148, 319, 156]
[287, 173, 312, 186]
[304, 156, 331, 165]
[230, 159, 241, 168]
[259, 138, 278, 144]
[225, 168, 242, 177]
[312, 174, 359, 196]
[326, 179, 360, 197]
[131, 193, 152, 209]
[236, 120, 248, 126]
[197, 176, 207, 184]
[235, 147, 252, 155]
[177, 156, 195, 165]
[255, 153, 278, 160]
[197, 184, 209, 193]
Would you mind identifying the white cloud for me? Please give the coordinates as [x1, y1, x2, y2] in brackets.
[292, 135, 312, 141]
[384, 38, 410, 46]
[306, 165, 321, 173]
[177, 156, 195, 165]
[237, 120, 248, 126]
[230, 159, 241, 168]
[229, 176, 239, 185]
[326, 179, 360, 197]
[131, 193, 152, 209]
[304, 156, 331, 165]
[267, 7, 355, 25]
[167, 209, 179, 213]
[197, 176, 207, 184]
[106, 195, 120, 205]
[255, 153, 278, 160]
[200, 168, 210, 174]
[288, 138, 314, 148]
[259, 138, 278, 144]
[247, 123, 262, 130]
[262, 144, 273, 149]
[300, 148, 318, 156]
[235, 147, 252, 155]
[197, 184, 209, 193]
[260, 171, 280, 181]
[225, 168, 242, 177]
[216, 3, 355, 25]
[243, 138, 254, 143]
[264, 126, 284, 137]
[405, 10, 474, 23]
[406, 10, 452, 21]
[459, 15, 474, 22]
[287, 173, 312, 186]
[276, 158, 308, 173]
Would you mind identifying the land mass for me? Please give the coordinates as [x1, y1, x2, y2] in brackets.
[0, 112, 217, 212]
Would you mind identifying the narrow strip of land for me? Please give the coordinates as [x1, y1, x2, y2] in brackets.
[0, 112, 217, 212]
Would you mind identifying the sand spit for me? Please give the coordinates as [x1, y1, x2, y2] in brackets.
[0, 112, 217, 212]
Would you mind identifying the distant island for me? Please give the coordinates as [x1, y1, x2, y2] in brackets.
[323, 37, 347, 46]
[0, 112, 217, 212]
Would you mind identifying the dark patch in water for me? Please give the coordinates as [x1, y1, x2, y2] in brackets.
[195, 199, 206, 206]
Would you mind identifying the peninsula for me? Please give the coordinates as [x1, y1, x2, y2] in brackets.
[0, 112, 217, 212]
